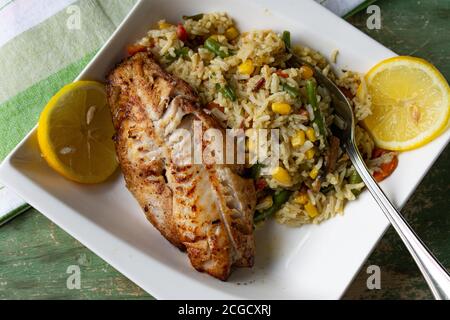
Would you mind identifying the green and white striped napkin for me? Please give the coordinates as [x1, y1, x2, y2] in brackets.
[0, 0, 374, 226]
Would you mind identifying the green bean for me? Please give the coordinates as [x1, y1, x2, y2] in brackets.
[321, 185, 334, 195]
[248, 163, 264, 179]
[254, 190, 293, 223]
[204, 37, 229, 58]
[164, 47, 190, 63]
[349, 171, 363, 184]
[221, 85, 237, 102]
[349, 170, 364, 196]
[282, 83, 300, 98]
[175, 47, 189, 58]
[306, 80, 327, 138]
[182, 14, 204, 21]
[282, 31, 291, 50]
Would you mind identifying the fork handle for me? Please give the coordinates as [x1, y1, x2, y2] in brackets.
[346, 143, 450, 300]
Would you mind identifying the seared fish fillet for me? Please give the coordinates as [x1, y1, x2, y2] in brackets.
[107, 52, 256, 280]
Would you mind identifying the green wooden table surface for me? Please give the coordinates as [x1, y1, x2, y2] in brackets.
[0, 0, 449, 300]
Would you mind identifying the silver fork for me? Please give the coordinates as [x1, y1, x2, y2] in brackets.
[291, 55, 450, 300]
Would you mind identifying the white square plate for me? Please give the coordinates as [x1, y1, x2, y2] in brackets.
[1, 0, 449, 300]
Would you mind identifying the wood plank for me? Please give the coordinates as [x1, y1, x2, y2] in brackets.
[1, 0, 449, 300]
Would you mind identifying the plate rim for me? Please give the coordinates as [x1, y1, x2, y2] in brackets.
[1, 0, 449, 300]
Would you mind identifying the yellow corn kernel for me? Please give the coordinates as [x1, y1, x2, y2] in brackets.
[272, 102, 292, 115]
[310, 167, 319, 180]
[305, 202, 319, 218]
[301, 66, 314, 79]
[294, 193, 309, 205]
[291, 130, 306, 148]
[272, 167, 293, 187]
[238, 59, 255, 76]
[305, 148, 316, 160]
[306, 127, 317, 142]
[256, 196, 274, 211]
[158, 21, 172, 29]
[225, 27, 240, 41]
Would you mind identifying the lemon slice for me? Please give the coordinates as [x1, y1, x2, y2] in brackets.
[364, 56, 449, 151]
[38, 81, 118, 184]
